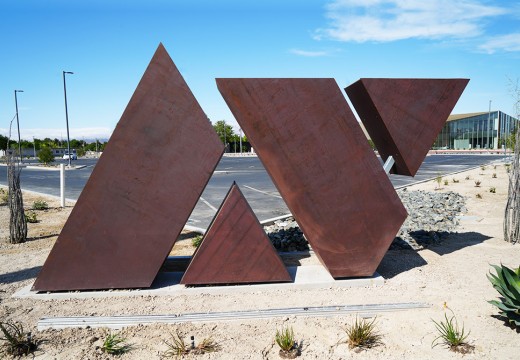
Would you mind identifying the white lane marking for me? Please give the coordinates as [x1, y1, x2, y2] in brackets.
[28, 176, 46, 179]
[200, 197, 218, 211]
[243, 185, 282, 199]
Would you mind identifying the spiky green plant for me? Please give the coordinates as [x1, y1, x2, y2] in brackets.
[191, 235, 203, 248]
[32, 199, 48, 210]
[275, 326, 295, 352]
[431, 311, 470, 351]
[101, 332, 131, 355]
[25, 211, 38, 223]
[0, 321, 37, 356]
[163, 331, 189, 358]
[344, 317, 382, 350]
[192, 337, 220, 355]
[487, 264, 520, 328]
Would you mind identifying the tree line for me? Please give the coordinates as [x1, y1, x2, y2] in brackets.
[1, 134, 108, 156]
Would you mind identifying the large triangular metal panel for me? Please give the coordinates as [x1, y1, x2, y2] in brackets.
[33, 44, 224, 291]
[181, 182, 291, 285]
[217, 78, 407, 278]
[345, 78, 469, 176]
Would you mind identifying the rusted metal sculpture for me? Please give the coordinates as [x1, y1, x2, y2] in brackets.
[217, 78, 408, 278]
[181, 182, 291, 285]
[345, 78, 469, 176]
[33, 44, 224, 291]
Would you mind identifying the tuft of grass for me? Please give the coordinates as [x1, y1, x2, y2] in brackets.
[101, 332, 131, 355]
[465, 175, 471, 180]
[452, 178, 459, 183]
[192, 337, 221, 355]
[25, 211, 38, 223]
[480, 165, 486, 171]
[505, 163, 511, 173]
[344, 317, 382, 350]
[163, 331, 189, 358]
[443, 179, 449, 186]
[275, 326, 295, 352]
[489, 187, 496, 193]
[474, 179, 481, 187]
[191, 235, 203, 248]
[32, 200, 49, 210]
[492, 173, 497, 178]
[0, 321, 37, 357]
[434, 173, 443, 189]
[493, 165, 497, 170]
[476, 193, 482, 199]
[431, 310, 472, 353]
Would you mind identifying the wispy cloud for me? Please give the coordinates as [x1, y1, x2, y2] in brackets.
[0, 127, 112, 141]
[315, 0, 506, 43]
[289, 48, 331, 57]
[478, 33, 520, 54]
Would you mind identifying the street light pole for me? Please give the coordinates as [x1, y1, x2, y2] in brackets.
[63, 71, 74, 166]
[14, 90, 24, 163]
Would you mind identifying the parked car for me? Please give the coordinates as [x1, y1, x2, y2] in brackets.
[63, 152, 77, 160]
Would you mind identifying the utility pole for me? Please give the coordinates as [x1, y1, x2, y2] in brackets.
[14, 90, 24, 162]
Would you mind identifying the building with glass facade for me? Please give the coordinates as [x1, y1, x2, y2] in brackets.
[432, 111, 519, 150]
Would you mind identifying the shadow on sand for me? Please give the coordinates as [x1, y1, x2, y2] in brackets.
[378, 231, 491, 279]
[0, 266, 42, 285]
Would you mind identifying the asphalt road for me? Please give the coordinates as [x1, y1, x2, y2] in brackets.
[0, 153, 509, 231]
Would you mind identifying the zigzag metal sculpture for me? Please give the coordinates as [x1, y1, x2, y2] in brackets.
[33, 44, 224, 291]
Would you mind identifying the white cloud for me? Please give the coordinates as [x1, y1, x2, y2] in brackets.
[289, 48, 331, 57]
[478, 33, 520, 54]
[0, 127, 112, 141]
[315, 0, 506, 43]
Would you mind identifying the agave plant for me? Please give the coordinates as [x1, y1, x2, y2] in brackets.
[487, 264, 520, 327]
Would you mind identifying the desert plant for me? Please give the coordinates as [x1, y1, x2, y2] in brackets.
[37, 147, 55, 165]
[474, 180, 481, 187]
[465, 175, 471, 180]
[32, 200, 49, 210]
[452, 178, 459, 183]
[101, 332, 131, 355]
[0, 321, 37, 357]
[191, 235, 203, 248]
[492, 173, 497, 178]
[487, 264, 520, 328]
[0, 189, 7, 206]
[192, 337, 220, 355]
[25, 211, 38, 223]
[275, 326, 298, 358]
[481, 165, 486, 171]
[431, 310, 472, 353]
[443, 179, 449, 186]
[494, 165, 497, 170]
[490, 187, 496, 193]
[505, 163, 511, 173]
[434, 173, 443, 189]
[163, 331, 189, 358]
[344, 317, 382, 350]
[476, 193, 483, 199]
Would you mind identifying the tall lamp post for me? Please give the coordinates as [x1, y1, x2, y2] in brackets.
[63, 71, 74, 166]
[14, 90, 24, 163]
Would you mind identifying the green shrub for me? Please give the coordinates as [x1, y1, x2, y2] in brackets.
[344, 317, 382, 350]
[431, 309, 472, 353]
[101, 332, 131, 355]
[0, 189, 7, 206]
[32, 200, 49, 210]
[275, 326, 295, 352]
[492, 173, 497, 178]
[25, 211, 38, 223]
[487, 264, 520, 328]
[37, 147, 54, 165]
[490, 187, 496, 193]
[191, 235, 203, 248]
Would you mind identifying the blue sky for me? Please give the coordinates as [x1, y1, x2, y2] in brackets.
[1, 0, 519, 140]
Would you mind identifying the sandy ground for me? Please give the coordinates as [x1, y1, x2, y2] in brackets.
[1, 161, 519, 359]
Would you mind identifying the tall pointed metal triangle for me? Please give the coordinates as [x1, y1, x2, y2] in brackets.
[33, 44, 224, 291]
[181, 182, 291, 285]
[345, 78, 469, 176]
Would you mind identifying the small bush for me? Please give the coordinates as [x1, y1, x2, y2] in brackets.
[101, 332, 131, 355]
[25, 211, 38, 223]
[452, 178, 459, 183]
[0, 189, 7, 206]
[494, 165, 497, 170]
[432, 309, 473, 353]
[192, 337, 220, 355]
[505, 163, 511, 173]
[344, 317, 382, 350]
[37, 147, 55, 165]
[163, 331, 189, 358]
[191, 235, 203, 248]
[0, 321, 37, 357]
[443, 180, 449, 186]
[434, 173, 443, 189]
[490, 187, 496, 193]
[480, 165, 486, 171]
[465, 175, 471, 180]
[32, 200, 49, 210]
[492, 173, 497, 178]
[474, 180, 481, 187]
[476, 193, 482, 199]
[275, 326, 295, 352]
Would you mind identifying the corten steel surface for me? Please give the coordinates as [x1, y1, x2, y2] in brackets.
[181, 182, 291, 285]
[33, 44, 224, 291]
[217, 78, 408, 278]
[345, 78, 469, 177]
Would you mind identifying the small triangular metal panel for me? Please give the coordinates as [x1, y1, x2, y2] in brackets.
[32, 44, 224, 291]
[345, 78, 469, 176]
[181, 183, 291, 285]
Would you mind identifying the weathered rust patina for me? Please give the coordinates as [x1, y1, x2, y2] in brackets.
[33, 44, 224, 291]
[181, 182, 291, 285]
[345, 78, 469, 176]
[217, 78, 407, 278]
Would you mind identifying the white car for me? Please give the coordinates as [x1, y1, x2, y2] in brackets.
[63, 152, 77, 160]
